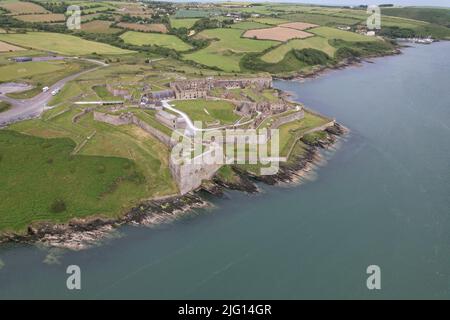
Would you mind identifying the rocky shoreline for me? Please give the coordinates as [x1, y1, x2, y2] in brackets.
[0, 122, 346, 250]
[274, 48, 402, 81]
[0, 43, 403, 249]
[206, 122, 347, 194]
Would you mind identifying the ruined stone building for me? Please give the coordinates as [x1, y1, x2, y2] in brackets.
[169, 80, 209, 100]
[168, 77, 273, 100]
[155, 110, 186, 130]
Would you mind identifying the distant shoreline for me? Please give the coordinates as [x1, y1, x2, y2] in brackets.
[0, 42, 415, 250]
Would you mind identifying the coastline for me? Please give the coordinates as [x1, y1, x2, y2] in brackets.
[0, 44, 401, 250]
[0, 123, 347, 250]
[273, 46, 403, 81]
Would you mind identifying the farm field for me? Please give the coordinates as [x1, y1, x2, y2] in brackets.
[0, 32, 133, 55]
[278, 6, 431, 31]
[280, 12, 362, 27]
[243, 26, 313, 42]
[171, 99, 239, 126]
[120, 31, 192, 51]
[15, 13, 65, 22]
[250, 17, 290, 25]
[81, 13, 103, 23]
[185, 49, 243, 72]
[194, 29, 278, 52]
[184, 28, 277, 72]
[0, 40, 25, 52]
[174, 9, 210, 18]
[230, 21, 271, 30]
[262, 36, 336, 63]
[0, 61, 66, 82]
[381, 7, 450, 26]
[117, 22, 168, 33]
[0, 1, 48, 14]
[170, 18, 199, 29]
[113, 1, 147, 15]
[80, 20, 121, 34]
[309, 26, 376, 42]
[279, 22, 318, 30]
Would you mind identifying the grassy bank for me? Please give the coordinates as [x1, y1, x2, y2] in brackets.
[0, 130, 148, 233]
[0, 101, 11, 113]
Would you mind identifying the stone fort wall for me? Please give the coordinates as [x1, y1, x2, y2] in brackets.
[169, 159, 222, 195]
[271, 110, 305, 130]
[93, 111, 221, 195]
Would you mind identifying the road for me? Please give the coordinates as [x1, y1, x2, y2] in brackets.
[162, 100, 256, 136]
[0, 60, 106, 126]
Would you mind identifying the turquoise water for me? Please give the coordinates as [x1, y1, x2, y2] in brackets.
[0, 42, 449, 299]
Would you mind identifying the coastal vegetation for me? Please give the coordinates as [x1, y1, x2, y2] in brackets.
[0, 0, 448, 237]
[170, 18, 199, 29]
[184, 28, 277, 72]
[120, 31, 192, 51]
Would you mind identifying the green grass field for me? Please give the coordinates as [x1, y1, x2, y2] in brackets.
[171, 99, 239, 126]
[48, 81, 84, 106]
[0, 61, 65, 82]
[231, 21, 271, 30]
[0, 1, 48, 14]
[174, 9, 210, 18]
[120, 31, 192, 51]
[309, 27, 377, 42]
[0, 32, 132, 55]
[278, 111, 330, 157]
[0, 130, 149, 233]
[382, 7, 450, 26]
[281, 12, 361, 27]
[262, 36, 336, 63]
[8, 105, 177, 207]
[170, 17, 199, 29]
[184, 28, 277, 72]
[92, 85, 117, 101]
[79, 20, 121, 34]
